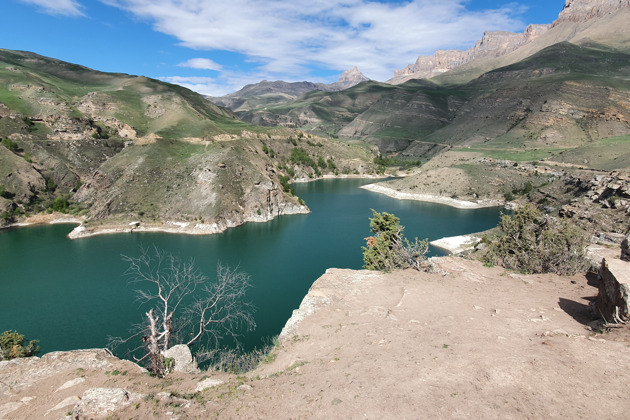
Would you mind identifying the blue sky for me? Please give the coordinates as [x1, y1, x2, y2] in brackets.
[3, 0, 565, 96]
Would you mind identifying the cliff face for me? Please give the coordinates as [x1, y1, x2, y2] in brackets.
[390, 0, 630, 84]
[555, 0, 630, 23]
[392, 25, 551, 83]
[317, 67, 370, 91]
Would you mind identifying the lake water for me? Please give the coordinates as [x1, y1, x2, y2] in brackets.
[0, 178, 503, 356]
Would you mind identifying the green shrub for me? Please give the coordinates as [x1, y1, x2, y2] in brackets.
[0, 185, 15, 199]
[51, 196, 69, 213]
[1, 138, 19, 152]
[0, 330, 40, 360]
[362, 210, 429, 271]
[290, 147, 316, 167]
[279, 175, 291, 193]
[483, 204, 589, 275]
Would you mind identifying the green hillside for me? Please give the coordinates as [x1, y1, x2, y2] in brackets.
[0, 49, 376, 230]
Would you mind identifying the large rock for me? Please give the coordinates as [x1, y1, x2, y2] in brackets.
[71, 387, 143, 418]
[595, 258, 630, 323]
[163, 344, 200, 374]
[0, 349, 122, 400]
[621, 230, 630, 261]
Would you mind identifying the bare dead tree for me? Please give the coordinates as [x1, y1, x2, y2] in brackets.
[108, 247, 255, 376]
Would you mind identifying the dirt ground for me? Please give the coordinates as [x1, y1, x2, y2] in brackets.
[2, 254, 630, 419]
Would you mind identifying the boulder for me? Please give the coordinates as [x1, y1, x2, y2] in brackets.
[595, 258, 630, 323]
[621, 230, 630, 262]
[163, 344, 200, 374]
[71, 387, 143, 417]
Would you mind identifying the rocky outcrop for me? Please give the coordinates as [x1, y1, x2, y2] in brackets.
[71, 387, 144, 418]
[390, 0, 630, 84]
[163, 344, 200, 374]
[555, 0, 630, 24]
[595, 257, 630, 323]
[560, 171, 630, 218]
[622, 230, 630, 261]
[317, 67, 370, 91]
[391, 25, 551, 83]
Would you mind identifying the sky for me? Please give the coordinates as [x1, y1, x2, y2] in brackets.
[2, 0, 565, 96]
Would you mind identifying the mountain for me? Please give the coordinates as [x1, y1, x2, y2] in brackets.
[317, 67, 370, 91]
[239, 0, 630, 158]
[206, 81, 321, 112]
[390, 25, 552, 84]
[207, 67, 369, 113]
[0, 50, 376, 231]
[390, 0, 630, 85]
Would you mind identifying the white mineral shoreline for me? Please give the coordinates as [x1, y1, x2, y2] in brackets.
[430, 235, 481, 255]
[360, 183, 502, 209]
[66, 206, 311, 239]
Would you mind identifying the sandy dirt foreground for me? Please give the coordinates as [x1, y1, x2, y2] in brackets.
[2, 256, 630, 419]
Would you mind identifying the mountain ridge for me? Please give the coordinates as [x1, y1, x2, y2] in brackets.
[390, 0, 630, 85]
[207, 67, 369, 113]
[0, 49, 377, 231]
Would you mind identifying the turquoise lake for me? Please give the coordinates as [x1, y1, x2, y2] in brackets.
[0, 178, 504, 356]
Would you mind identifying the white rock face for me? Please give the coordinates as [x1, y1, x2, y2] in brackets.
[196, 378, 225, 392]
[163, 344, 200, 374]
[71, 387, 143, 417]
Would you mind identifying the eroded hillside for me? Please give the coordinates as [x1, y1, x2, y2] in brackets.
[0, 49, 378, 233]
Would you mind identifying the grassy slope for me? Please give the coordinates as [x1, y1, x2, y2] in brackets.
[239, 43, 630, 161]
[0, 49, 248, 140]
[0, 49, 378, 227]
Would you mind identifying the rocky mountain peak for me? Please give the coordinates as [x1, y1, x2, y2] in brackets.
[390, 24, 551, 84]
[556, 0, 630, 23]
[338, 66, 369, 84]
[319, 67, 370, 91]
[390, 0, 629, 84]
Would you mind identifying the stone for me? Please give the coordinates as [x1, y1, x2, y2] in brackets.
[196, 378, 224, 392]
[163, 344, 200, 374]
[595, 258, 630, 323]
[45, 395, 81, 416]
[0, 402, 23, 418]
[71, 387, 143, 417]
[622, 231, 630, 261]
[55, 377, 85, 392]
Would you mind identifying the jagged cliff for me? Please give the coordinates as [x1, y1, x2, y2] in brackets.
[555, 0, 630, 23]
[390, 0, 630, 84]
[391, 25, 551, 83]
[316, 66, 370, 91]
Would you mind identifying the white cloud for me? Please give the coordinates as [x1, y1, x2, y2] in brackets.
[20, 0, 84, 16]
[178, 58, 223, 71]
[108, 0, 529, 88]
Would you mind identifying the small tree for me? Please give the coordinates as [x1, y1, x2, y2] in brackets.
[0, 330, 40, 360]
[362, 210, 429, 271]
[109, 247, 255, 376]
[483, 204, 589, 275]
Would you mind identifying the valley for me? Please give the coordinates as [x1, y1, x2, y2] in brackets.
[2, 0, 630, 418]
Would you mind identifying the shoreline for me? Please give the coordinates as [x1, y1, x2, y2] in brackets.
[68, 205, 311, 239]
[430, 234, 481, 254]
[1, 172, 417, 239]
[360, 183, 503, 209]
